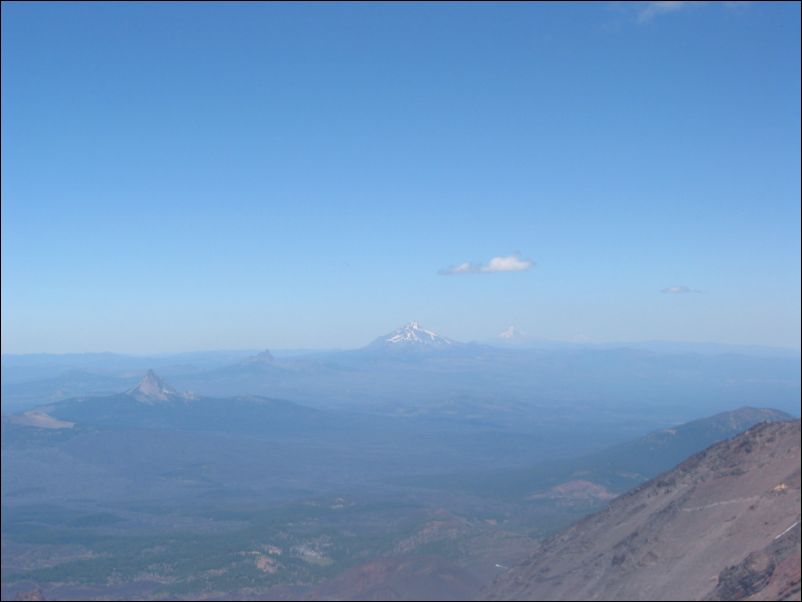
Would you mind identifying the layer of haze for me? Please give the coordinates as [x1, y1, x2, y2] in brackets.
[2, 2, 800, 353]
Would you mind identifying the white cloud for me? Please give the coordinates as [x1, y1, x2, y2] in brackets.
[439, 254, 535, 275]
[448, 262, 475, 274]
[661, 285, 702, 294]
[638, 1, 696, 22]
[635, 1, 749, 22]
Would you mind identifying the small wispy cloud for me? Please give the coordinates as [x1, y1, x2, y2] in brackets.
[661, 285, 702, 294]
[638, 1, 696, 22]
[722, 1, 752, 10]
[635, 1, 749, 23]
[439, 254, 535, 276]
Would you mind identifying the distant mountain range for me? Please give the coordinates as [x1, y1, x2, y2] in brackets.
[2, 324, 800, 423]
[486, 419, 802, 601]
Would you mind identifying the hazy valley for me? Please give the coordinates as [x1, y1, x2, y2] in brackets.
[2, 324, 800, 600]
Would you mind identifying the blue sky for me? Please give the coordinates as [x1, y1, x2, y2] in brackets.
[2, 1, 800, 353]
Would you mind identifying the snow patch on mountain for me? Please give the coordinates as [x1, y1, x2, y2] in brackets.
[370, 322, 458, 348]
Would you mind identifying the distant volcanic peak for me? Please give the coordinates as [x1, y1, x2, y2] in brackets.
[498, 325, 524, 340]
[127, 369, 182, 402]
[376, 321, 457, 347]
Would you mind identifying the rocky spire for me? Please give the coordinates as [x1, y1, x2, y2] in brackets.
[127, 369, 182, 403]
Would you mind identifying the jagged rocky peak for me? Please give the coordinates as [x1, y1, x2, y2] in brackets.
[371, 321, 458, 348]
[127, 369, 184, 403]
[242, 349, 275, 365]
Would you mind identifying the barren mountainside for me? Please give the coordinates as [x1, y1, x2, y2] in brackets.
[486, 420, 802, 601]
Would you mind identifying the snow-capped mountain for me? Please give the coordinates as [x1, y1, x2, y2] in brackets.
[368, 321, 458, 349]
[498, 325, 525, 340]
